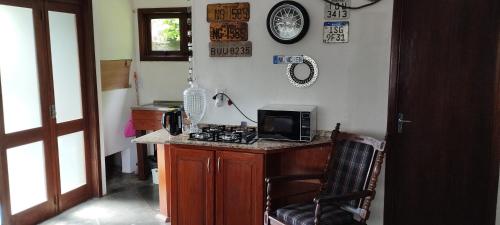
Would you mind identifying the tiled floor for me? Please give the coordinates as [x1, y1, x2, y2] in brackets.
[40, 173, 168, 225]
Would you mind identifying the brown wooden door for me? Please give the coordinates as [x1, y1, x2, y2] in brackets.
[44, 1, 93, 212]
[0, 1, 97, 224]
[171, 147, 214, 225]
[0, 1, 58, 225]
[215, 151, 263, 225]
[385, 0, 499, 224]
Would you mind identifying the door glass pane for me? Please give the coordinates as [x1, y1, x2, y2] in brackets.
[48, 11, 83, 123]
[7, 141, 47, 214]
[0, 5, 42, 133]
[58, 131, 86, 194]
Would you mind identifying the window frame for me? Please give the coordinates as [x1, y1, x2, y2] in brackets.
[137, 8, 190, 61]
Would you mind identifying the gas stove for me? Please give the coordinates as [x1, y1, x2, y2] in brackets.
[189, 125, 257, 144]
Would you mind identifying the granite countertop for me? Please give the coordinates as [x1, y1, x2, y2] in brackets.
[131, 104, 175, 111]
[132, 129, 332, 153]
[131, 101, 183, 111]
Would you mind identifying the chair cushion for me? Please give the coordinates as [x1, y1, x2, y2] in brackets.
[329, 140, 375, 208]
[276, 203, 358, 225]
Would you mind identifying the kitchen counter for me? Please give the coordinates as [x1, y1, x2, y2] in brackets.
[131, 104, 174, 111]
[135, 128, 333, 223]
[131, 102, 181, 112]
[132, 129, 332, 153]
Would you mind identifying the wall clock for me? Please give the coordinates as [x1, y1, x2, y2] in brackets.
[266, 1, 310, 44]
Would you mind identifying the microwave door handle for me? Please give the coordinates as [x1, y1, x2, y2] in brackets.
[161, 112, 167, 129]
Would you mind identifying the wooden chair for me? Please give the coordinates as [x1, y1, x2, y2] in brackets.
[264, 124, 386, 225]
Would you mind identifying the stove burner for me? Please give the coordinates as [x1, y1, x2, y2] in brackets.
[194, 132, 212, 140]
[189, 125, 257, 144]
[221, 132, 239, 141]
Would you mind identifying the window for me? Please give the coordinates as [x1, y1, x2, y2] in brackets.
[138, 8, 190, 61]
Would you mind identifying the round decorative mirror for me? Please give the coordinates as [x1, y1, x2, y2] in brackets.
[267, 1, 310, 44]
[287, 55, 318, 88]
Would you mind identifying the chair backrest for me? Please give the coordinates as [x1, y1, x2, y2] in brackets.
[321, 125, 386, 221]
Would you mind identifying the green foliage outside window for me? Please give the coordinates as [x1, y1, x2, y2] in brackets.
[151, 18, 180, 51]
[162, 19, 180, 42]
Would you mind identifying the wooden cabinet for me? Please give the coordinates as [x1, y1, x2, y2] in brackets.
[215, 151, 264, 225]
[131, 109, 166, 180]
[162, 143, 331, 225]
[171, 147, 214, 225]
[170, 147, 264, 225]
[131, 109, 164, 131]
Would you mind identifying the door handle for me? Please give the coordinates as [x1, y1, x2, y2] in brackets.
[49, 105, 56, 119]
[207, 158, 211, 173]
[217, 157, 221, 172]
[397, 113, 412, 133]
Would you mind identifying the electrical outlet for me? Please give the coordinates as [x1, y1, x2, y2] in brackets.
[215, 88, 226, 107]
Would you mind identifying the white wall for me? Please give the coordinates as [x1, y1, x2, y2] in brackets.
[93, 0, 137, 178]
[192, 0, 393, 224]
[130, 0, 191, 104]
[92, 0, 192, 183]
[95, 0, 134, 60]
[193, 0, 393, 137]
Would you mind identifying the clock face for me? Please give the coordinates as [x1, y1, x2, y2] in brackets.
[267, 1, 310, 44]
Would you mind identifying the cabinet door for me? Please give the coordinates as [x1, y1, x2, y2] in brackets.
[215, 151, 264, 225]
[171, 147, 214, 225]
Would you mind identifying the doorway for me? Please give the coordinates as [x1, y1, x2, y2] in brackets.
[0, 1, 101, 225]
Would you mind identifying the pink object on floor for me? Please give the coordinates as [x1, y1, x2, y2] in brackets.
[124, 119, 136, 138]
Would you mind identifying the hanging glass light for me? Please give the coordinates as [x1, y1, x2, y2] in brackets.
[183, 18, 207, 133]
[183, 76, 206, 134]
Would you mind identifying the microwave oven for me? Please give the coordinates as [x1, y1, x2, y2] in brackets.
[257, 104, 317, 142]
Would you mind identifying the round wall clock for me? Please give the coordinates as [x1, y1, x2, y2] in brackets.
[287, 55, 318, 88]
[267, 1, 310, 44]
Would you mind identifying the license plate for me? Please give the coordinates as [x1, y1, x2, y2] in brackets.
[207, 3, 250, 22]
[273, 55, 304, 64]
[323, 21, 349, 43]
[325, 0, 350, 20]
[209, 41, 252, 57]
[209, 22, 248, 41]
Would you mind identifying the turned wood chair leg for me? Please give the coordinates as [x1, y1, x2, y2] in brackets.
[265, 179, 272, 225]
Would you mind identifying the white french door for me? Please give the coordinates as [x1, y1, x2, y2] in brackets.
[0, 4, 56, 224]
[0, 1, 95, 225]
